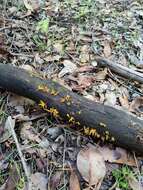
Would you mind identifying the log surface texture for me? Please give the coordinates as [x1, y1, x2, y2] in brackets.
[0, 64, 143, 154]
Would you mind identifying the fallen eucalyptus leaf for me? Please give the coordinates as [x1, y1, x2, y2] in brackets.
[77, 147, 106, 188]
[129, 96, 143, 113]
[31, 172, 48, 190]
[70, 170, 81, 190]
[58, 60, 77, 78]
[98, 146, 136, 166]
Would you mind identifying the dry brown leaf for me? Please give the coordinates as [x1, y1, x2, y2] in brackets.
[53, 42, 63, 54]
[128, 176, 143, 190]
[20, 122, 41, 143]
[129, 96, 143, 113]
[103, 40, 112, 58]
[0, 116, 15, 143]
[0, 47, 12, 59]
[49, 171, 63, 190]
[95, 68, 107, 81]
[70, 170, 81, 190]
[77, 147, 106, 188]
[0, 33, 12, 59]
[21, 64, 36, 72]
[58, 60, 77, 78]
[8, 94, 34, 112]
[71, 75, 95, 92]
[23, 0, 40, 12]
[104, 91, 117, 106]
[98, 146, 136, 166]
[119, 95, 129, 109]
[77, 65, 96, 73]
[4, 164, 20, 190]
[31, 172, 48, 190]
[44, 55, 61, 62]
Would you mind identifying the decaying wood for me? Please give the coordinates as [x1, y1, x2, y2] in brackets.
[96, 57, 143, 84]
[0, 64, 143, 154]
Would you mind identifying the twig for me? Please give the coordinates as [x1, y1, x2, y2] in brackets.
[96, 57, 143, 84]
[7, 116, 32, 190]
[108, 181, 117, 190]
[9, 52, 34, 58]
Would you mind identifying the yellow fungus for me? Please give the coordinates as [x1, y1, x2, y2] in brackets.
[77, 111, 81, 115]
[39, 100, 47, 109]
[76, 121, 80, 126]
[89, 129, 97, 136]
[66, 114, 70, 118]
[99, 122, 107, 128]
[50, 89, 59, 96]
[60, 95, 71, 103]
[37, 84, 49, 93]
[96, 134, 100, 138]
[105, 131, 109, 134]
[84, 127, 90, 135]
[47, 108, 59, 117]
[111, 137, 115, 142]
[105, 135, 109, 140]
[69, 116, 75, 123]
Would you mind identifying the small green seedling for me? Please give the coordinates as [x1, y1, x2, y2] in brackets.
[112, 166, 133, 190]
[36, 18, 50, 34]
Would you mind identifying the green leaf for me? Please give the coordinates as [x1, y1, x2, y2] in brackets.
[36, 18, 50, 34]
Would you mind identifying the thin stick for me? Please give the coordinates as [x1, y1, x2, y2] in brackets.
[96, 57, 143, 84]
[7, 116, 32, 190]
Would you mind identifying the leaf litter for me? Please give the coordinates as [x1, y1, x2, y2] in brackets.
[0, 0, 143, 189]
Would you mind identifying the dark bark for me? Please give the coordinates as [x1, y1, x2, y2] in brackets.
[0, 63, 143, 154]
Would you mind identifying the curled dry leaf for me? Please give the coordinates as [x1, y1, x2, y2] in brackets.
[98, 146, 136, 166]
[70, 170, 81, 190]
[129, 96, 143, 113]
[119, 94, 129, 109]
[77, 147, 106, 188]
[58, 60, 77, 78]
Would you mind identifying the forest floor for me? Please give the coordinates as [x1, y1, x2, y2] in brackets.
[0, 0, 143, 189]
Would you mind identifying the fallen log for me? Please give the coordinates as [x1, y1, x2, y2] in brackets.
[0, 63, 143, 154]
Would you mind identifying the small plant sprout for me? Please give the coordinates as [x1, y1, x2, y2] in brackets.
[36, 18, 50, 34]
[112, 166, 134, 190]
